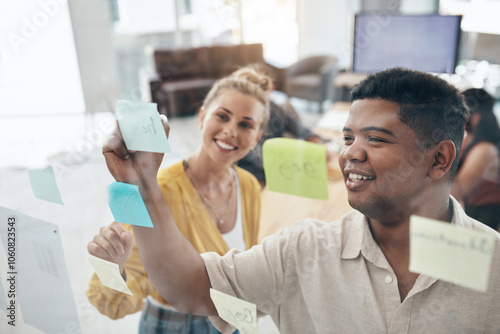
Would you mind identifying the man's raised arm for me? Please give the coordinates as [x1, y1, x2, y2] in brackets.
[101, 116, 217, 316]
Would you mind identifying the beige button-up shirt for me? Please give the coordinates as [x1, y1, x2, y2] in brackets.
[202, 197, 500, 333]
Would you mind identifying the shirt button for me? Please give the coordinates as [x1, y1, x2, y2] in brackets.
[385, 276, 393, 284]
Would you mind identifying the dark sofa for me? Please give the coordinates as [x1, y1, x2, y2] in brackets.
[150, 43, 281, 118]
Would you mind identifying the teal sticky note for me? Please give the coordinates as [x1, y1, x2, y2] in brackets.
[263, 138, 328, 200]
[28, 166, 64, 205]
[107, 182, 154, 228]
[115, 100, 171, 153]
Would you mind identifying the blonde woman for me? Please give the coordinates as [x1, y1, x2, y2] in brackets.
[86, 71, 270, 333]
[231, 64, 323, 184]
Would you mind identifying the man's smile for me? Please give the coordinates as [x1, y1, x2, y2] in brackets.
[343, 168, 376, 191]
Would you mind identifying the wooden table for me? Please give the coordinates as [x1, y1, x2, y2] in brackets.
[258, 103, 353, 241]
[258, 175, 352, 241]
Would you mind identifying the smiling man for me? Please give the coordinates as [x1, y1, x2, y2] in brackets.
[103, 68, 500, 333]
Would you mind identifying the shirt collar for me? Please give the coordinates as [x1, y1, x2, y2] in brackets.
[449, 195, 473, 228]
[341, 211, 376, 260]
[340, 197, 468, 262]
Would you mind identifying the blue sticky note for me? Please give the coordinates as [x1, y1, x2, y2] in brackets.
[115, 100, 171, 153]
[28, 166, 64, 205]
[107, 182, 154, 228]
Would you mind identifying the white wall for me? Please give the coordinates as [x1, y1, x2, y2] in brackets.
[67, 0, 119, 115]
[0, 0, 88, 167]
[400, 0, 439, 14]
[297, 0, 439, 69]
[0, 0, 85, 116]
[297, 0, 358, 69]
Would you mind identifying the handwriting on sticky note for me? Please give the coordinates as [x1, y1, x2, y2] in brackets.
[263, 138, 328, 200]
[107, 182, 154, 228]
[28, 166, 64, 205]
[279, 162, 319, 180]
[115, 100, 171, 153]
[88, 254, 132, 295]
[210, 289, 257, 334]
[409, 215, 495, 292]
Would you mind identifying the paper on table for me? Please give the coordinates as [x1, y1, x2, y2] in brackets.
[409, 215, 495, 292]
[107, 182, 154, 228]
[210, 289, 257, 334]
[115, 100, 171, 153]
[0, 206, 81, 333]
[28, 166, 64, 205]
[263, 138, 328, 200]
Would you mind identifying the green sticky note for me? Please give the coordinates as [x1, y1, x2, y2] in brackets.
[28, 166, 64, 205]
[409, 215, 495, 292]
[107, 182, 154, 228]
[263, 138, 328, 200]
[115, 100, 171, 153]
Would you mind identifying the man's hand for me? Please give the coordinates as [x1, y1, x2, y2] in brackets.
[87, 221, 134, 278]
[102, 114, 170, 187]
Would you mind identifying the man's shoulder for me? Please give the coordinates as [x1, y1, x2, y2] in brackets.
[451, 196, 500, 239]
[291, 210, 362, 227]
[457, 211, 500, 241]
[468, 218, 500, 236]
[286, 210, 364, 245]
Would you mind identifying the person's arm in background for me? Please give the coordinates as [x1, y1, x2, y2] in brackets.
[451, 142, 499, 202]
[87, 223, 156, 319]
[101, 118, 217, 316]
[277, 101, 323, 143]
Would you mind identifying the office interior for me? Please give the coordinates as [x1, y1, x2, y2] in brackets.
[1, 0, 500, 333]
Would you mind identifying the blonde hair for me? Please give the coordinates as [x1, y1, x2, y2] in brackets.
[230, 64, 274, 92]
[202, 68, 272, 128]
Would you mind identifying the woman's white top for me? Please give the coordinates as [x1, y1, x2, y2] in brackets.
[221, 169, 245, 250]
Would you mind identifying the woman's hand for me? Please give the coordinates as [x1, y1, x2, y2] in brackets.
[87, 221, 134, 277]
[102, 114, 170, 187]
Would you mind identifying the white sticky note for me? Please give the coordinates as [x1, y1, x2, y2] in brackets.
[115, 100, 171, 153]
[210, 289, 257, 334]
[409, 215, 495, 292]
[88, 254, 133, 295]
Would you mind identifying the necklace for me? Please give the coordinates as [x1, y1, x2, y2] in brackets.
[183, 160, 235, 225]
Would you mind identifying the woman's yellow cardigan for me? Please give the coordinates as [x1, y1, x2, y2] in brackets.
[86, 161, 261, 319]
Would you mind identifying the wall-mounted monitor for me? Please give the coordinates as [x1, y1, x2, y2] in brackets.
[353, 14, 462, 74]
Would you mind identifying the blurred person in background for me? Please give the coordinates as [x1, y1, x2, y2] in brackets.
[232, 64, 324, 185]
[452, 88, 500, 230]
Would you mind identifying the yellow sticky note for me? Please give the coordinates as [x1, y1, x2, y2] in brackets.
[210, 289, 257, 334]
[88, 254, 133, 295]
[262, 138, 328, 200]
[409, 215, 495, 292]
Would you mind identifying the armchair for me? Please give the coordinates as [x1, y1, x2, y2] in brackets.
[283, 56, 338, 112]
